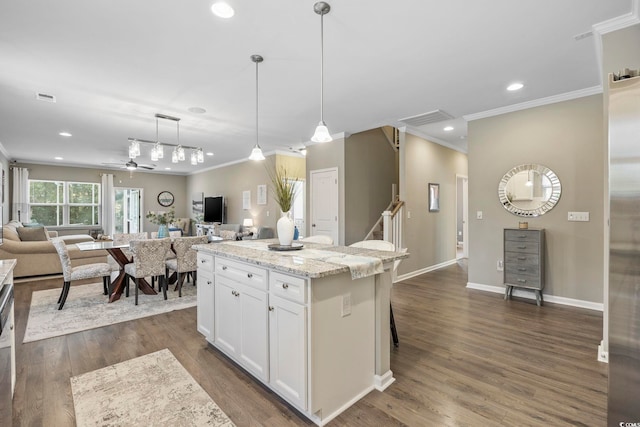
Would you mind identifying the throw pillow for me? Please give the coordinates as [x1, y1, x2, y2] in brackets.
[219, 230, 238, 240]
[16, 226, 49, 242]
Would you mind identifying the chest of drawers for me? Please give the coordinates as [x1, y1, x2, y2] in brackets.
[503, 228, 545, 306]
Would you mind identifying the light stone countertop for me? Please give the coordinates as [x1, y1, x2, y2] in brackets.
[194, 239, 408, 279]
[0, 259, 17, 284]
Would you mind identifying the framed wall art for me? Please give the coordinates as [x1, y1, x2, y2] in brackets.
[429, 183, 440, 212]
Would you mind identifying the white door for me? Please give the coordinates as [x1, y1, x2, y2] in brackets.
[269, 294, 307, 410]
[238, 284, 269, 382]
[114, 187, 142, 233]
[462, 177, 469, 258]
[310, 168, 338, 244]
[214, 277, 240, 356]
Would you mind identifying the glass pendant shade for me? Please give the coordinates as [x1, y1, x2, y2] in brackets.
[150, 146, 159, 161]
[249, 145, 265, 161]
[190, 151, 198, 165]
[172, 148, 179, 163]
[156, 143, 164, 159]
[197, 148, 204, 163]
[177, 145, 185, 161]
[311, 121, 332, 143]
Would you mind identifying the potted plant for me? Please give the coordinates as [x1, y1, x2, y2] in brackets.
[146, 206, 175, 238]
[267, 165, 299, 246]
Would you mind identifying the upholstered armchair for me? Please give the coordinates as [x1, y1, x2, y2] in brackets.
[165, 236, 208, 297]
[173, 218, 191, 236]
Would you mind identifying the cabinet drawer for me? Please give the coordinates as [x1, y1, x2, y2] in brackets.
[504, 273, 542, 289]
[505, 252, 539, 266]
[215, 257, 267, 291]
[505, 263, 540, 277]
[197, 252, 214, 274]
[505, 240, 539, 255]
[504, 229, 540, 243]
[270, 272, 307, 304]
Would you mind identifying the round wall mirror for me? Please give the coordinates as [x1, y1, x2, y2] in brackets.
[498, 164, 561, 217]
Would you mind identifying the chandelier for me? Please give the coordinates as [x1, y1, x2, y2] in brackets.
[128, 114, 206, 166]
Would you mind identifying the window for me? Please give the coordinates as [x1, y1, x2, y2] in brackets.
[29, 180, 100, 226]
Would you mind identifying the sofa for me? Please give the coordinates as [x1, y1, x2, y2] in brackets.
[0, 221, 108, 278]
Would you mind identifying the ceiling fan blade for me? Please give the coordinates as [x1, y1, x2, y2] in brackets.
[138, 165, 155, 170]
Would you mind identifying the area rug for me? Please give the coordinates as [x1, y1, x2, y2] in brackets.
[71, 348, 235, 426]
[23, 281, 197, 343]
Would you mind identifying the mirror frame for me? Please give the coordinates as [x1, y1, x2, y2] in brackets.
[498, 164, 561, 217]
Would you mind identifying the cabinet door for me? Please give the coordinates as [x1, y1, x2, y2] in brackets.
[214, 277, 241, 357]
[197, 272, 214, 341]
[238, 285, 269, 382]
[269, 294, 307, 410]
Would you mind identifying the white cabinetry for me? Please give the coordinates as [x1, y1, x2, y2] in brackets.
[213, 259, 269, 382]
[196, 252, 214, 341]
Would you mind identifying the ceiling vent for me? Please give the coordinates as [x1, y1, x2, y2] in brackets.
[399, 109, 454, 127]
[35, 92, 56, 103]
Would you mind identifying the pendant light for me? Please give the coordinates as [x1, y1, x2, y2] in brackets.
[249, 54, 266, 161]
[311, 2, 332, 143]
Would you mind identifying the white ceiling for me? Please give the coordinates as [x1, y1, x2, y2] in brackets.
[0, 0, 634, 174]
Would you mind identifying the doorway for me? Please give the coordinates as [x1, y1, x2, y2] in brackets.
[456, 175, 468, 259]
[290, 180, 305, 238]
[114, 188, 142, 234]
[310, 167, 339, 244]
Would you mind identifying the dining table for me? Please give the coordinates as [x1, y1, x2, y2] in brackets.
[75, 241, 157, 302]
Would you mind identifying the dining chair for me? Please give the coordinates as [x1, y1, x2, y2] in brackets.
[51, 238, 112, 310]
[299, 234, 334, 244]
[349, 239, 405, 347]
[165, 236, 208, 297]
[123, 238, 171, 305]
[110, 232, 149, 294]
[150, 230, 182, 239]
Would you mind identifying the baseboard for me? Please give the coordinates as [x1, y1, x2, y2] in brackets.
[466, 282, 604, 312]
[598, 340, 609, 363]
[373, 370, 395, 391]
[396, 259, 458, 282]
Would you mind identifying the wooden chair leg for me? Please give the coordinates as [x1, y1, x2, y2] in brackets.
[58, 281, 71, 310]
[125, 275, 130, 298]
[162, 275, 168, 300]
[151, 276, 155, 290]
[390, 303, 399, 348]
[102, 276, 108, 295]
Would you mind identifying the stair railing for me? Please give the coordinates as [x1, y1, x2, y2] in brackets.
[382, 200, 404, 252]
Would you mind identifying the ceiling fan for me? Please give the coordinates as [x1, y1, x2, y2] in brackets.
[102, 159, 156, 171]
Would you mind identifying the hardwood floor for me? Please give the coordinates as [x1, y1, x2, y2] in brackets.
[11, 262, 608, 426]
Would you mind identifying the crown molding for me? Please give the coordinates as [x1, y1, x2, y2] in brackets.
[463, 85, 602, 122]
[592, 0, 639, 35]
[0, 141, 9, 160]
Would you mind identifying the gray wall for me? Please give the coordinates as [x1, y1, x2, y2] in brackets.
[12, 163, 188, 233]
[0, 153, 8, 224]
[344, 129, 398, 245]
[467, 94, 605, 303]
[306, 135, 346, 245]
[398, 132, 468, 276]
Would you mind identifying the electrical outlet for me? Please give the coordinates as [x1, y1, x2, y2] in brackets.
[497, 260, 503, 271]
[266, 211, 270, 217]
[407, 211, 411, 219]
[341, 293, 351, 317]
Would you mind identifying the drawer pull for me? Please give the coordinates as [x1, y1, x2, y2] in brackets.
[517, 279, 527, 283]
[207, 280, 212, 285]
[518, 235, 527, 238]
[222, 265, 228, 270]
[518, 268, 527, 271]
[517, 246, 526, 249]
[269, 306, 274, 311]
[200, 259, 206, 263]
[282, 283, 289, 289]
[517, 257, 526, 260]
[232, 290, 240, 296]
[247, 273, 253, 278]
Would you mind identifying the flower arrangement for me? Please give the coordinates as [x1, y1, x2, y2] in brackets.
[146, 206, 175, 225]
[267, 165, 299, 213]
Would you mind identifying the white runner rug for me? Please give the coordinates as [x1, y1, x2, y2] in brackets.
[24, 281, 196, 343]
[71, 348, 235, 426]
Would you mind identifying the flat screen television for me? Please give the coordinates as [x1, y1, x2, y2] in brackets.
[204, 196, 225, 223]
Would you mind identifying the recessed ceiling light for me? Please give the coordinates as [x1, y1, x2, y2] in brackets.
[443, 126, 454, 131]
[165, 167, 171, 170]
[59, 131, 72, 137]
[188, 107, 206, 114]
[211, 2, 234, 18]
[206, 152, 214, 156]
[507, 82, 524, 91]
[54, 156, 63, 160]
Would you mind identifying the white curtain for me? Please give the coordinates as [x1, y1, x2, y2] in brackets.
[12, 167, 29, 223]
[101, 174, 115, 236]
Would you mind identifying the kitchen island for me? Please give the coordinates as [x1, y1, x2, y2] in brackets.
[195, 240, 407, 426]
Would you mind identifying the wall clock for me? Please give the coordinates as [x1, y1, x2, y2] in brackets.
[157, 191, 174, 207]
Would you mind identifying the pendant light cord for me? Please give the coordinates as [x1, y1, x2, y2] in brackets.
[256, 59, 259, 148]
[320, 11, 324, 123]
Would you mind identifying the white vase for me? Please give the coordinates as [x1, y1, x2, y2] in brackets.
[277, 211, 295, 246]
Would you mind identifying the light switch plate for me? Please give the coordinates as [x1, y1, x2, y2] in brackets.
[476, 211, 483, 220]
[341, 293, 351, 317]
[568, 211, 589, 222]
